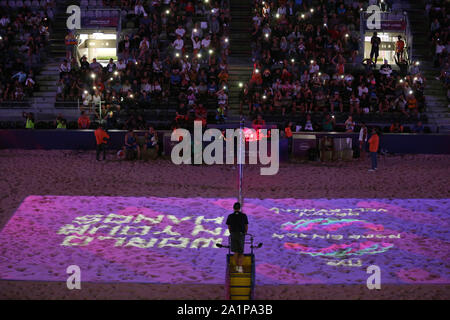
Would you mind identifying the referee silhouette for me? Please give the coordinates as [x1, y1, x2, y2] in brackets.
[226, 202, 248, 273]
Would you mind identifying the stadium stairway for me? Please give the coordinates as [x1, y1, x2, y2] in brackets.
[227, 0, 253, 121]
[32, 1, 78, 121]
[226, 254, 255, 300]
[399, 0, 450, 132]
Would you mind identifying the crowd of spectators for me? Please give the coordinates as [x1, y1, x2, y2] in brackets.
[0, 1, 54, 103]
[427, 0, 449, 101]
[58, 0, 232, 130]
[241, 0, 426, 132]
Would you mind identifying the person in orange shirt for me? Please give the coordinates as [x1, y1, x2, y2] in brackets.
[368, 128, 379, 171]
[284, 122, 293, 154]
[78, 111, 91, 129]
[94, 124, 110, 161]
[395, 36, 405, 62]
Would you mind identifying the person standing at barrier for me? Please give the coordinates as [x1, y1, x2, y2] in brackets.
[359, 122, 368, 160]
[94, 124, 110, 161]
[226, 202, 248, 273]
[368, 128, 379, 172]
[395, 36, 405, 62]
[284, 122, 293, 154]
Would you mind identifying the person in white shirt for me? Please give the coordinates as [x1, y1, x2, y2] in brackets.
[358, 84, 368, 97]
[82, 90, 92, 108]
[141, 80, 151, 93]
[0, 15, 10, 27]
[59, 60, 71, 73]
[201, 34, 211, 49]
[134, 1, 148, 17]
[358, 122, 368, 159]
[59, 60, 71, 79]
[309, 61, 319, 74]
[139, 37, 150, 51]
[116, 58, 127, 71]
[173, 35, 184, 51]
[175, 25, 186, 38]
[192, 35, 201, 53]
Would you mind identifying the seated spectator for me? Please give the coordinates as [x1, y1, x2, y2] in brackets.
[23, 111, 35, 129]
[143, 125, 159, 154]
[344, 116, 355, 132]
[412, 121, 425, 133]
[78, 111, 91, 129]
[124, 129, 140, 160]
[322, 114, 336, 132]
[390, 121, 404, 133]
[55, 114, 67, 129]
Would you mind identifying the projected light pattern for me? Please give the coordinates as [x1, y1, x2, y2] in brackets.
[282, 218, 384, 232]
[284, 241, 395, 258]
[0, 196, 449, 285]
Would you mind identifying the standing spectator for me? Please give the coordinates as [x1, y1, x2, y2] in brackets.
[359, 122, 368, 160]
[370, 32, 381, 64]
[94, 124, 110, 161]
[65, 30, 77, 60]
[368, 128, 379, 172]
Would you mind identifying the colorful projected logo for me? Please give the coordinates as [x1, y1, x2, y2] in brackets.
[280, 217, 392, 260]
[0, 196, 448, 285]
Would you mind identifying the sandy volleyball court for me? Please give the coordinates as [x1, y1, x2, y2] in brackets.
[0, 150, 449, 299]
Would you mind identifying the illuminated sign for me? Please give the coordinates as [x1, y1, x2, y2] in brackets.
[0, 196, 448, 285]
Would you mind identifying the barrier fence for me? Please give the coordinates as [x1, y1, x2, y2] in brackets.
[0, 130, 449, 156]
